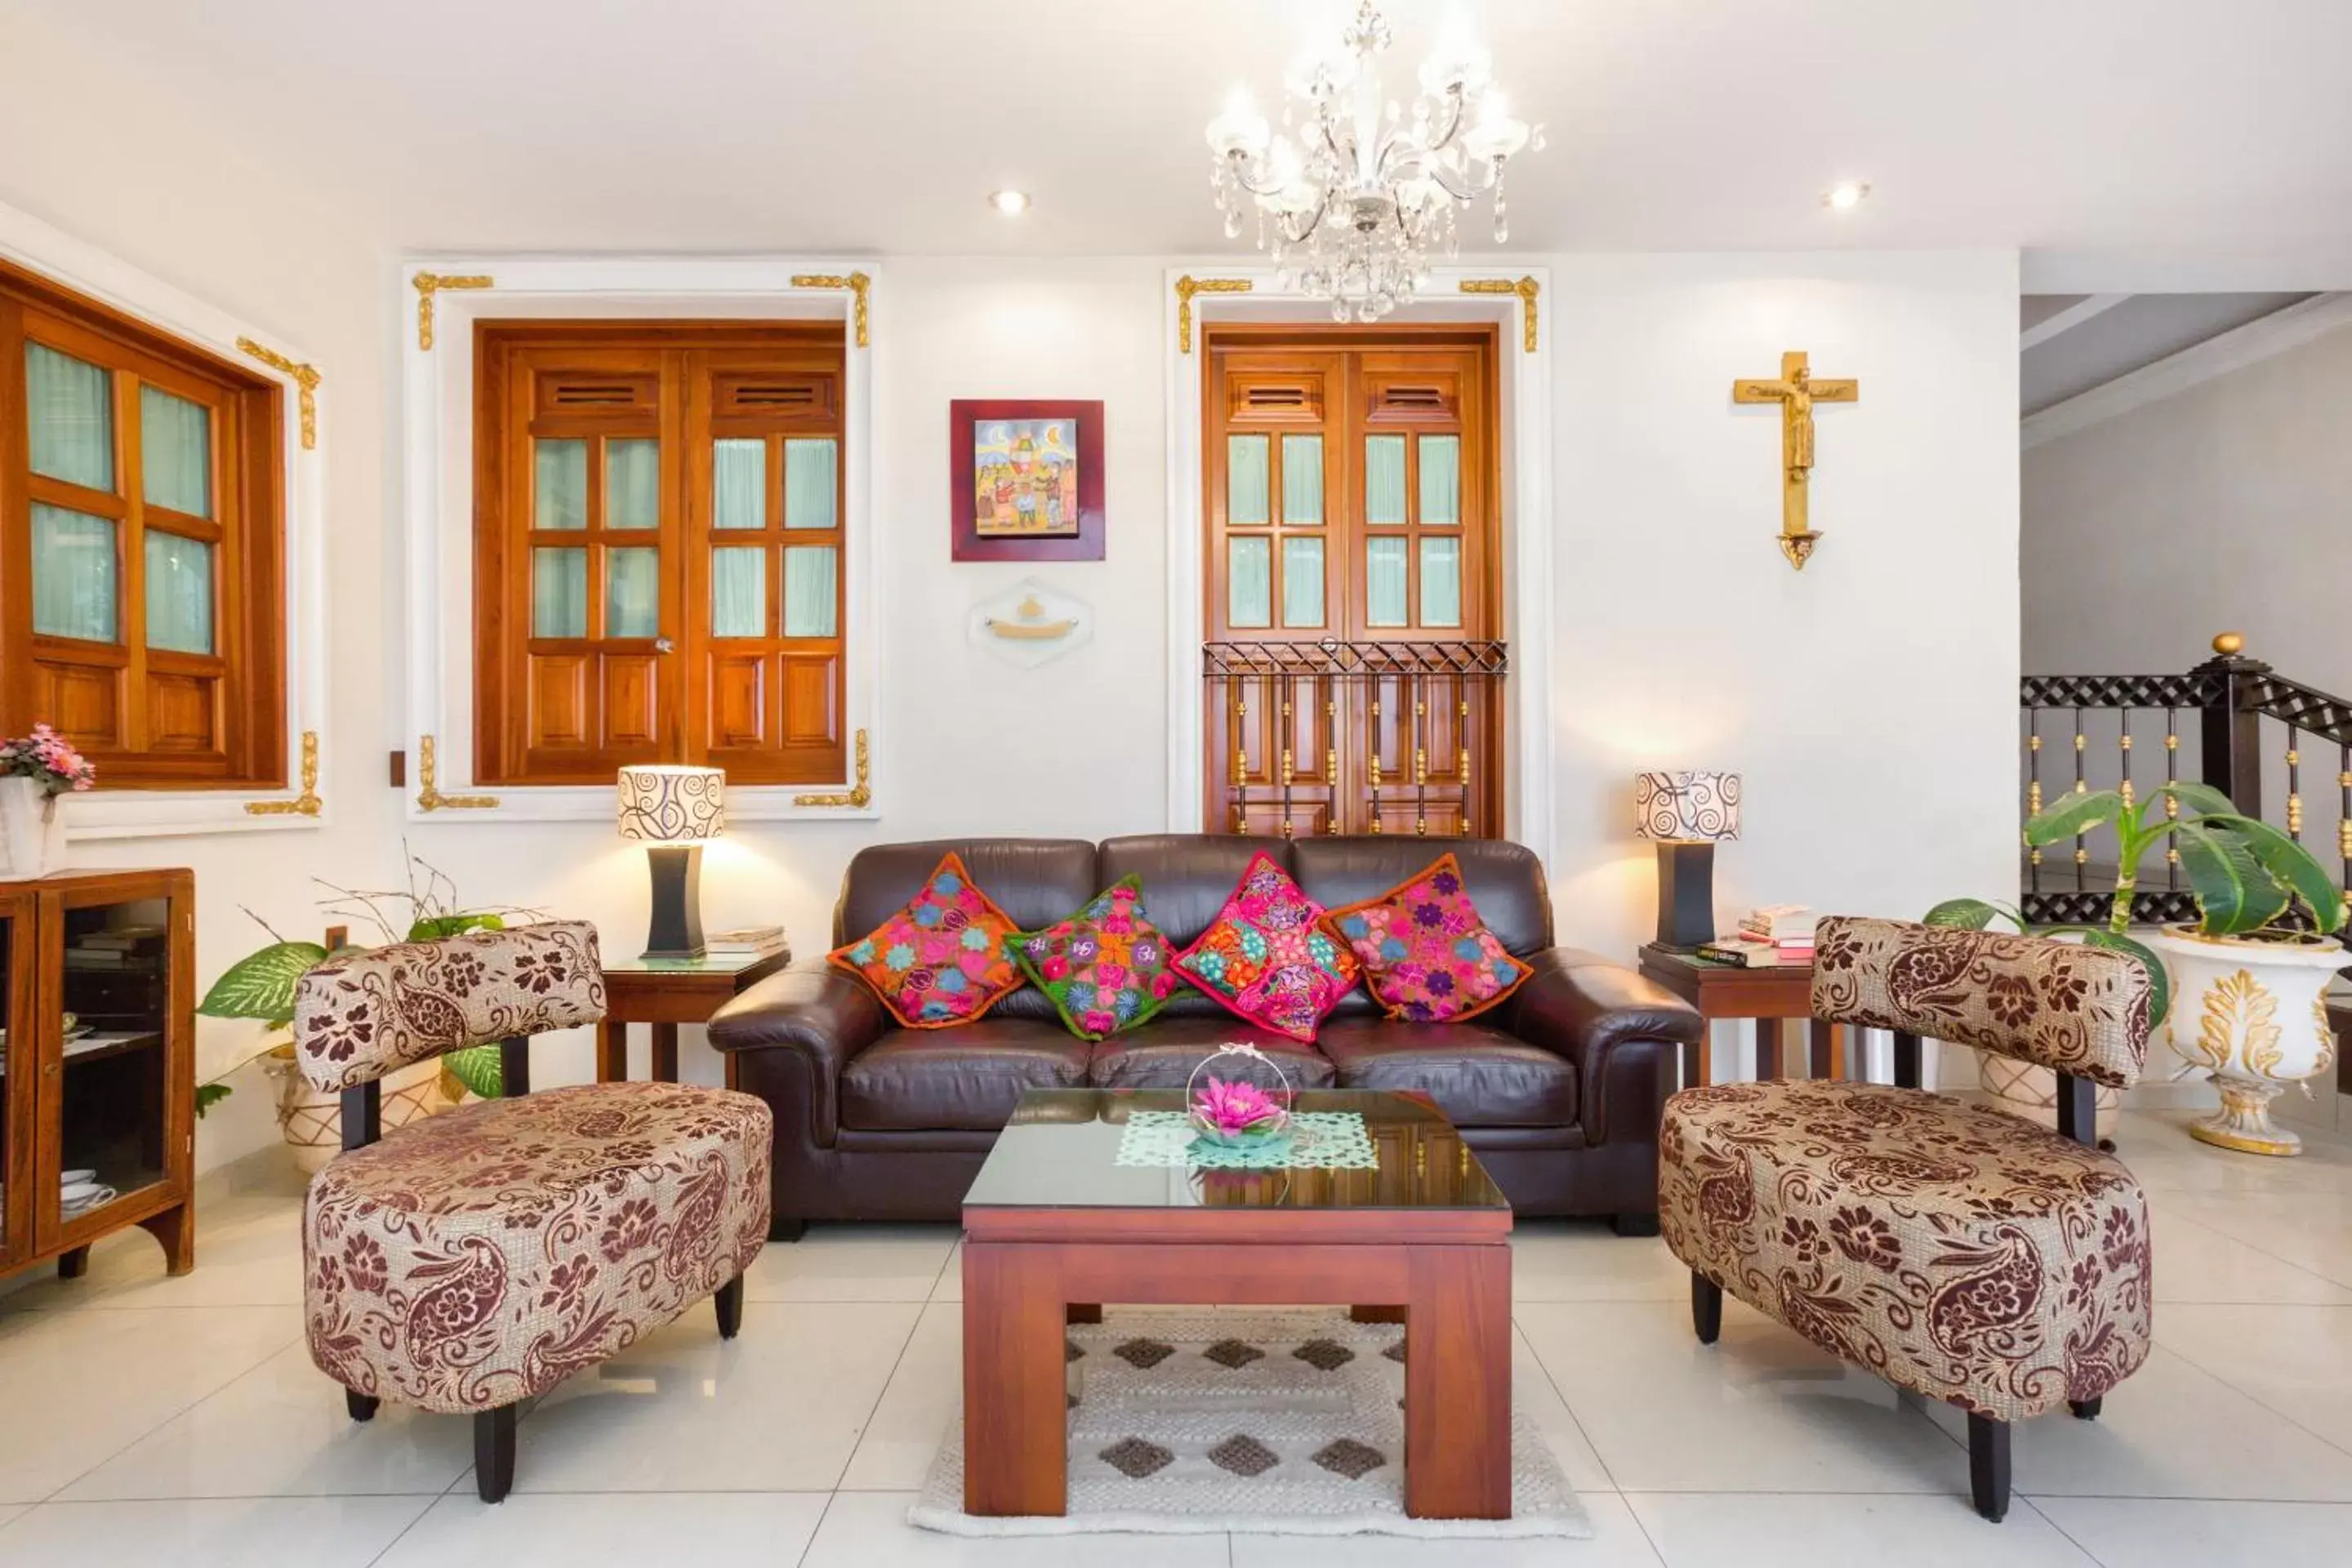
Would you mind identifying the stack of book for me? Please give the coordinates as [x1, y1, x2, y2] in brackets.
[706, 925, 789, 960]
[1695, 906, 1817, 967]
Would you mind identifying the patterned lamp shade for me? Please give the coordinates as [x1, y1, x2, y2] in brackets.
[1635, 771, 1742, 843]
[617, 765, 725, 843]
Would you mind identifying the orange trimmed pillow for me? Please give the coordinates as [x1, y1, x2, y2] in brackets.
[1171, 851, 1359, 1041]
[1319, 853, 1531, 1023]
[826, 852, 1023, 1027]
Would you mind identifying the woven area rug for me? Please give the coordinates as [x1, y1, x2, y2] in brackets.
[910, 1309, 1590, 1539]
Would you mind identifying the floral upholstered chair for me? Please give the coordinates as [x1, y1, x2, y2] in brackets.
[293, 921, 772, 1503]
[1659, 916, 2154, 1522]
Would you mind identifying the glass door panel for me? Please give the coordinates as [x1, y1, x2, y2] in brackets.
[0, 899, 18, 1263]
[56, 896, 173, 1223]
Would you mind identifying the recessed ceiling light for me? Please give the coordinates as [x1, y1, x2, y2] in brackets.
[1823, 181, 1870, 212]
[989, 189, 1031, 216]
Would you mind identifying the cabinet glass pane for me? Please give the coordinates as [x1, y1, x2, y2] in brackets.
[58, 897, 173, 1214]
[714, 439, 766, 529]
[25, 342, 114, 492]
[531, 547, 586, 637]
[783, 546, 838, 637]
[712, 546, 767, 637]
[1365, 536, 1409, 627]
[1227, 536, 1272, 627]
[785, 438, 837, 530]
[144, 531, 214, 654]
[0, 909, 9, 1253]
[1281, 537, 1325, 626]
[604, 547, 659, 638]
[31, 503, 118, 642]
[1227, 434, 1270, 525]
[1419, 537, 1463, 627]
[605, 439, 660, 530]
[1419, 434, 1460, 526]
[533, 439, 588, 530]
[140, 385, 212, 518]
[1365, 435, 1407, 524]
[1281, 434, 1323, 523]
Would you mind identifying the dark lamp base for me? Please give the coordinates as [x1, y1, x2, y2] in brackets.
[1653, 840, 1718, 951]
[642, 844, 707, 960]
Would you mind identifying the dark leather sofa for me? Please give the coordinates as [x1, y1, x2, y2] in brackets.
[707, 835, 1703, 1237]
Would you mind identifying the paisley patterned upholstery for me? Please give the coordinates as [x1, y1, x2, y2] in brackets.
[303, 1081, 771, 1414]
[294, 921, 607, 1092]
[1660, 1077, 2153, 1423]
[1811, 916, 2153, 1089]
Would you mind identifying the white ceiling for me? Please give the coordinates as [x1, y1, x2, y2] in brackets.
[7, 0, 2352, 283]
[2020, 293, 2317, 413]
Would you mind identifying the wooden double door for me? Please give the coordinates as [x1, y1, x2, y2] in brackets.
[1201, 325, 1504, 838]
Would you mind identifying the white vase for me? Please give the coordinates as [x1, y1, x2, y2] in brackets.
[0, 776, 69, 880]
[2148, 924, 2346, 1156]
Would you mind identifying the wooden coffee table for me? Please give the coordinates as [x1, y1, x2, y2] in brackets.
[960, 1088, 1513, 1520]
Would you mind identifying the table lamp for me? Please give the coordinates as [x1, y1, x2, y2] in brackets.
[1635, 770, 1741, 951]
[617, 765, 724, 958]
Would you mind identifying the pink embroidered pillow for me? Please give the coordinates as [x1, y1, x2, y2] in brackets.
[827, 852, 1024, 1028]
[1172, 852, 1359, 1042]
[1319, 853, 1531, 1024]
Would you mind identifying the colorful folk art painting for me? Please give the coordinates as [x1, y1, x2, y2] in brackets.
[1012, 875, 1183, 1040]
[971, 417, 1082, 537]
[826, 852, 1024, 1028]
[1320, 853, 1532, 1024]
[1173, 851, 1361, 1042]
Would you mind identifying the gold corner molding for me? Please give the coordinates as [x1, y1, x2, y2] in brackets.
[415, 734, 499, 811]
[1174, 275, 1254, 353]
[791, 728, 872, 808]
[412, 272, 495, 351]
[1459, 277, 1540, 352]
[243, 730, 323, 817]
[234, 338, 321, 448]
[791, 272, 871, 347]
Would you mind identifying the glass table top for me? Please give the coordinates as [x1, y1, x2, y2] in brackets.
[963, 1089, 1509, 1213]
[600, 951, 788, 975]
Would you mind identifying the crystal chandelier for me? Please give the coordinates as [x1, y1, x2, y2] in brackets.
[1204, 1, 1540, 322]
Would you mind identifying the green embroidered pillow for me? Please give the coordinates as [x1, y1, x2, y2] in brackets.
[1011, 876, 1183, 1041]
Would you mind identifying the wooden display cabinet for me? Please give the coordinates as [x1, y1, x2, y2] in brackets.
[0, 868, 195, 1281]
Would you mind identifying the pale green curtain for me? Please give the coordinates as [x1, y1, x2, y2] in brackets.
[32, 504, 118, 641]
[532, 547, 586, 636]
[1418, 434, 1459, 526]
[1365, 436, 1407, 524]
[712, 546, 766, 636]
[1281, 537, 1325, 627]
[783, 546, 836, 636]
[144, 531, 213, 653]
[605, 439, 660, 530]
[604, 547, 659, 636]
[1281, 434, 1322, 523]
[140, 386, 211, 517]
[785, 439, 837, 529]
[714, 439, 766, 529]
[1227, 435, 1269, 525]
[25, 344, 114, 492]
[1420, 537, 1463, 626]
[1365, 536, 1409, 627]
[534, 440, 587, 530]
[1227, 536, 1271, 627]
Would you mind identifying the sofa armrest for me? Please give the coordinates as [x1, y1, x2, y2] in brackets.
[707, 969, 884, 1147]
[1502, 947, 1702, 1146]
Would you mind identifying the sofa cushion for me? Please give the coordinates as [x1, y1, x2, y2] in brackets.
[1292, 837, 1552, 958]
[1096, 835, 1296, 947]
[1321, 851, 1533, 1023]
[1173, 850, 1360, 1042]
[839, 1022, 1092, 1131]
[1010, 875, 1183, 1040]
[828, 851, 1025, 1028]
[1088, 1014, 1339, 1091]
[1315, 1015, 1576, 1127]
[836, 839, 1100, 1024]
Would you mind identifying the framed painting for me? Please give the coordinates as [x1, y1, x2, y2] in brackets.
[950, 399, 1106, 561]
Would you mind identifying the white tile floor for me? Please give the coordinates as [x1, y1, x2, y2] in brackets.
[5, 1108, 2352, 1566]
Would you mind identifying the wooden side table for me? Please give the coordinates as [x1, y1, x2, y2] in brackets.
[597, 950, 792, 1083]
[1637, 945, 1854, 1089]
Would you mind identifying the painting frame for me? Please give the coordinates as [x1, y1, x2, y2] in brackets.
[950, 399, 1106, 562]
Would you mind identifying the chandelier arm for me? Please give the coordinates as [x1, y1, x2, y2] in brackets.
[1424, 91, 1468, 154]
[1422, 162, 1494, 202]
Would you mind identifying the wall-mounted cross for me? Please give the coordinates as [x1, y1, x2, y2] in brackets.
[1732, 350, 1858, 570]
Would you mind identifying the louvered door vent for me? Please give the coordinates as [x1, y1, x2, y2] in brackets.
[1245, 384, 1310, 409]
[550, 381, 639, 406]
[1380, 385, 1447, 412]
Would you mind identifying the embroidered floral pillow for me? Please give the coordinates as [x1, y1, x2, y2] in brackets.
[1011, 875, 1182, 1041]
[827, 852, 1023, 1028]
[1321, 853, 1532, 1024]
[1173, 852, 1359, 1042]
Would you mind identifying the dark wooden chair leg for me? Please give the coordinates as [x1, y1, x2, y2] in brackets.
[474, 1405, 518, 1503]
[1968, 1413, 2010, 1521]
[1691, 1273, 1722, 1344]
[345, 1389, 380, 1423]
[2069, 1396, 2102, 1420]
[56, 1245, 91, 1280]
[714, 1273, 744, 1339]
[768, 1215, 805, 1243]
[1610, 1212, 1660, 1238]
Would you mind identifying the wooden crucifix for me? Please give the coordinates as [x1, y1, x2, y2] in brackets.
[1732, 350, 1858, 570]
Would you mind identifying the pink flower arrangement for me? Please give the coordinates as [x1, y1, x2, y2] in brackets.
[0, 725, 96, 795]
[1191, 1074, 1289, 1141]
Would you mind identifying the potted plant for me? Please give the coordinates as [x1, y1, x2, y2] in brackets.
[0, 724, 95, 878]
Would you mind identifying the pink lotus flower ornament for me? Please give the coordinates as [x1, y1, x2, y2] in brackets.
[1191, 1074, 1289, 1142]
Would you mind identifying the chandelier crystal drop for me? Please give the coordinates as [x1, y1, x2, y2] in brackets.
[1204, 1, 1541, 322]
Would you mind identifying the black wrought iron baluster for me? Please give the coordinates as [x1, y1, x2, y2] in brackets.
[2286, 724, 2303, 843]
[2074, 708, 2088, 892]
[1457, 695, 1472, 836]
[1325, 689, 1339, 834]
[1369, 692, 1383, 835]
[2164, 710, 2180, 890]
[2340, 742, 2351, 899]
[1280, 683, 1295, 840]
[2027, 710, 2043, 892]
[2118, 710, 2135, 890]
[1413, 672, 1428, 836]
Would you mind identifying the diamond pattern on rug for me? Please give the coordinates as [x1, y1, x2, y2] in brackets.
[1206, 1434, 1281, 1477]
[1383, 1341, 1406, 1363]
[1292, 1338, 1355, 1370]
[1098, 1437, 1176, 1479]
[1113, 1338, 1176, 1369]
[1310, 1437, 1388, 1480]
[1203, 1338, 1265, 1369]
[1066, 1339, 1085, 1364]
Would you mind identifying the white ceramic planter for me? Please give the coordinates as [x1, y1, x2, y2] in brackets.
[0, 776, 68, 879]
[2149, 924, 2346, 1156]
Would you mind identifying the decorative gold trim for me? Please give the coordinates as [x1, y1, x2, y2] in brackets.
[791, 272, 871, 346]
[234, 338, 320, 449]
[411, 272, 495, 351]
[243, 730, 323, 817]
[415, 734, 499, 811]
[1458, 276, 1540, 352]
[792, 728, 872, 808]
[1174, 275, 1254, 353]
